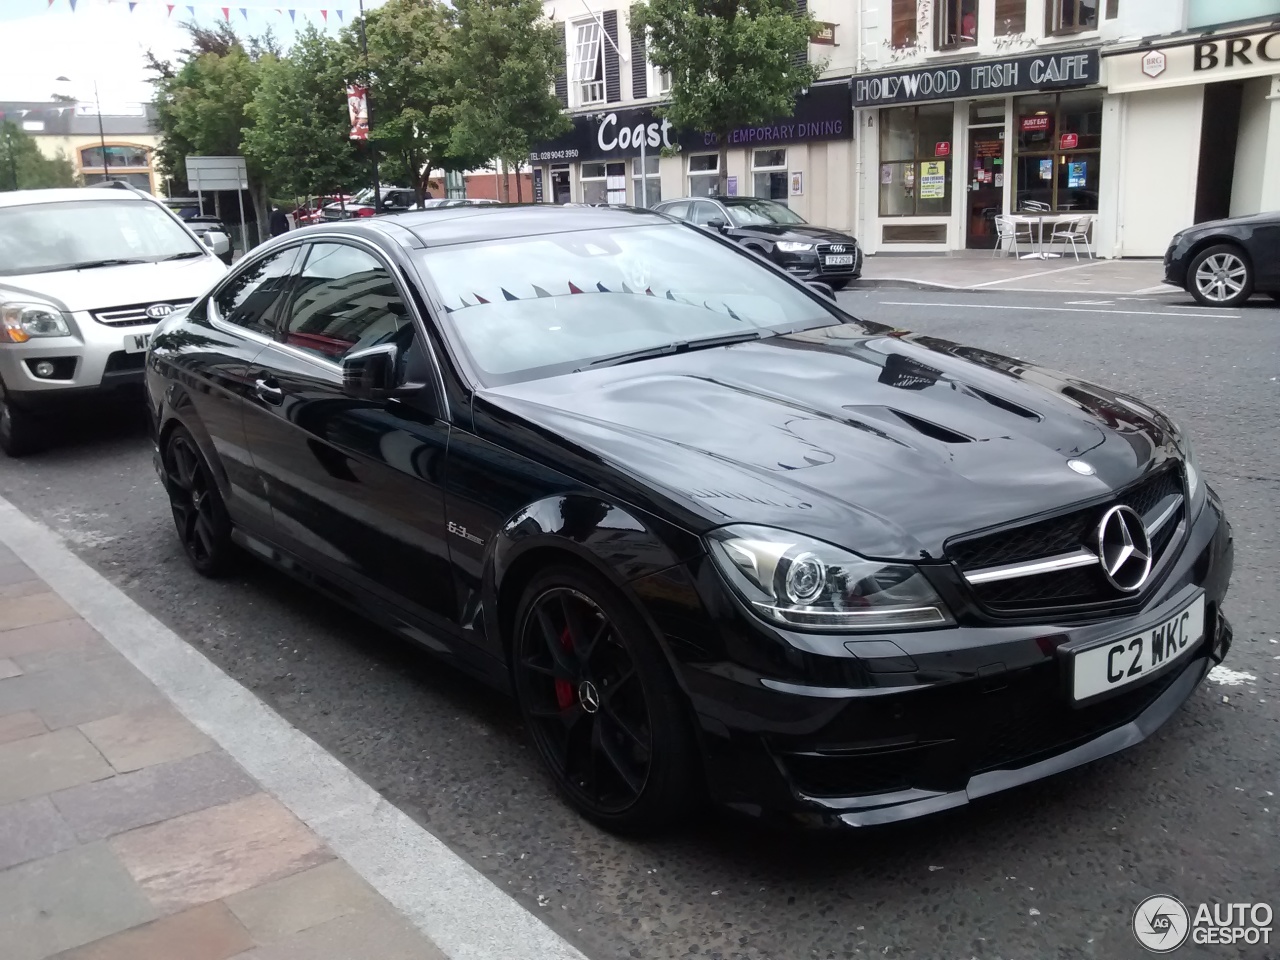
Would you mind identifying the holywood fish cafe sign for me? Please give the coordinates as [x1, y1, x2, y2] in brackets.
[854, 49, 1100, 107]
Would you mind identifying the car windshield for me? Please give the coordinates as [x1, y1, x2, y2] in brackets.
[722, 199, 807, 227]
[419, 222, 840, 385]
[0, 198, 203, 276]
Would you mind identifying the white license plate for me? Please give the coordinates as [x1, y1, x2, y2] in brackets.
[123, 332, 151, 354]
[825, 254, 854, 266]
[1072, 594, 1205, 701]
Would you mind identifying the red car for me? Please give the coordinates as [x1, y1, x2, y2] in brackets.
[294, 195, 355, 226]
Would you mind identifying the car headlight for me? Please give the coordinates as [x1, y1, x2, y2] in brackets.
[1178, 432, 1204, 516]
[707, 524, 954, 632]
[775, 241, 815, 253]
[0, 301, 71, 343]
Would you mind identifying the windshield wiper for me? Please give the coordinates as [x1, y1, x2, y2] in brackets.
[583, 330, 764, 371]
[156, 251, 208, 261]
[62, 258, 149, 271]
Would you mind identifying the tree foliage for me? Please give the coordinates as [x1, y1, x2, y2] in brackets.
[0, 122, 78, 191]
[447, 0, 570, 196]
[631, 0, 821, 190]
[243, 24, 363, 199]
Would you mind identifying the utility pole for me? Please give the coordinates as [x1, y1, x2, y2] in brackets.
[358, 0, 381, 207]
[94, 80, 108, 181]
[4, 125, 17, 191]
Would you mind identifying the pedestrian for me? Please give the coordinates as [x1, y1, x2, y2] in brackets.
[269, 206, 290, 238]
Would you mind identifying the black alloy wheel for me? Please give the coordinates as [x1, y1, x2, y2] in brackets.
[512, 566, 698, 833]
[163, 427, 233, 576]
[827, 279, 850, 291]
[0, 380, 41, 458]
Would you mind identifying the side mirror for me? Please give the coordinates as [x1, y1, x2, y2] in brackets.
[706, 218, 728, 232]
[807, 280, 837, 302]
[341, 342, 412, 402]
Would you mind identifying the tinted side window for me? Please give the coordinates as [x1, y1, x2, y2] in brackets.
[282, 243, 412, 361]
[213, 247, 301, 335]
[689, 201, 719, 226]
[661, 201, 689, 221]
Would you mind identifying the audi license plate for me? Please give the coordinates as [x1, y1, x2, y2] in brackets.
[123, 332, 151, 354]
[1071, 594, 1205, 701]
[824, 254, 854, 266]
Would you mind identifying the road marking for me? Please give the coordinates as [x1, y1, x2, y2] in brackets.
[0, 494, 588, 960]
[1132, 284, 1177, 295]
[877, 300, 1239, 319]
[968, 260, 1103, 288]
[1064, 299, 1114, 305]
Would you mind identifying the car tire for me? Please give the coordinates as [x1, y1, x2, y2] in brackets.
[162, 426, 234, 577]
[0, 381, 42, 458]
[511, 563, 701, 834]
[827, 279, 850, 291]
[1188, 244, 1253, 308]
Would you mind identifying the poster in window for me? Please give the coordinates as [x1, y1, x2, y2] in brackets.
[790, 171, 804, 196]
[1039, 158, 1054, 181]
[880, 164, 893, 185]
[994, 172, 1004, 188]
[1068, 161, 1087, 188]
[919, 161, 946, 200]
[726, 176, 738, 196]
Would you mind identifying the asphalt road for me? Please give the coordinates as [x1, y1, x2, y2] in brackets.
[2, 288, 1277, 960]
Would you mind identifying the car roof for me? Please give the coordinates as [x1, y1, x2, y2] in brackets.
[0, 188, 150, 209]
[657, 196, 775, 205]
[323, 204, 674, 248]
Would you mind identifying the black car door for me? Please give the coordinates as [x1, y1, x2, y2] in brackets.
[1250, 218, 1280, 290]
[176, 244, 304, 533]
[241, 238, 458, 633]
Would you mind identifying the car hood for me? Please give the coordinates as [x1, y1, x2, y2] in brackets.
[733, 223, 856, 243]
[481, 324, 1180, 560]
[0, 256, 227, 313]
[1182, 211, 1279, 235]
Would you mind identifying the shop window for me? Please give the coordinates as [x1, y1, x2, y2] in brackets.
[80, 144, 150, 169]
[994, 0, 1026, 34]
[571, 19, 605, 105]
[1045, 0, 1098, 35]
[632, 155, 662, 207]
[935, 0, 978, 49]
[752, 149, 788, 204]
[1106, 0, 1119, 17]
[891, 0, 917, 47]
[581, 161, 626, 205]
[688, 154, 719, 197]
[878, 104, 953, 218]
[1014, 91, 1102, 213]
[1188, 0, 1280, 28]
[81, 172, 153, 192]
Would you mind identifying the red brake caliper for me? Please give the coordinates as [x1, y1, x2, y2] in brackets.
[554, 626, 575, 710]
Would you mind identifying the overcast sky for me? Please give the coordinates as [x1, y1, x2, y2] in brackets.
[0, 0, 380, 109]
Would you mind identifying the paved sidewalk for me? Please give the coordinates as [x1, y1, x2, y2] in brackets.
[0, 542, 447, 960]
[857, 251, 1172, 296]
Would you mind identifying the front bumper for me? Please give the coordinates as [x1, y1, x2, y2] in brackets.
[0, 311, 155, 406]
[776, 246, 864, 283]
[640, 490, 1233, 826]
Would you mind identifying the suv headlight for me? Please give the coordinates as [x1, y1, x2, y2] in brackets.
[707, 524, 954, 632]
[0, 301, 71, 343]
[776, 241, 815, 253]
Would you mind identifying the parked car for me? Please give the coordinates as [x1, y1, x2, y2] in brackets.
[184, 216, 233, 264]
[1163, 211, 1280, 307]
[147, 206, 1232, 834]
[0, 182, 227, 456]
[653, 196, 863, 289]
[323, 186, 420, 221]
[295, 195, 355, 226]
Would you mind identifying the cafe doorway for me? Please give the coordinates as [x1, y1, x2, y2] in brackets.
[965, 101, 1006, 249]
[550, 165, 571, 204]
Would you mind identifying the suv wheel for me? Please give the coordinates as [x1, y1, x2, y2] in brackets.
[0, 382, 42, 458]
[1188, 244, 1253, 308]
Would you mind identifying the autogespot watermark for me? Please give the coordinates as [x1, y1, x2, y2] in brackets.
[1133, 895, 1274, 953]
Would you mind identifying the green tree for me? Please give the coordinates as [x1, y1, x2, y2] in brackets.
[340, 0, 460, 204]
[631, 0, 821, 193]
[447, 0, 570, 201]
[243, 24, 364, 202]
[0, 122, 78, 191]
[147, 23, 275, 245]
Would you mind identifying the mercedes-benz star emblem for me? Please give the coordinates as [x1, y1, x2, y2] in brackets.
[145, 303, 175, 320]
[578, 680, 600, 714]
[1096, 505, 1152, 593]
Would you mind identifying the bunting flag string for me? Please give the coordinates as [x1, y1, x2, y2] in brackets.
[43, 1, 350, 24]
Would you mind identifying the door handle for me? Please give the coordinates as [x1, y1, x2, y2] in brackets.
[254, 378, 284, 405]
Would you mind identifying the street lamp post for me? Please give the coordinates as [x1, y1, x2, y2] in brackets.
[4, 124, 17, 191]
[357, 0, 381, 206]
[55, 76, 109, 182]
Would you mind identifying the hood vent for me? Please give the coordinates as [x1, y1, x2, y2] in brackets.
[890, 410, 972, 444]
[965, 386, 1041, 421]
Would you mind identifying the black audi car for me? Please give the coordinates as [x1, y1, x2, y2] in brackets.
[146, 206, 1232, 833]
[653, 196, 862, 289]
[1163, 210, 1280, 308]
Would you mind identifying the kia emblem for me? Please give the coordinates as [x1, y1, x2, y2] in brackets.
[145, 303, 175, 320]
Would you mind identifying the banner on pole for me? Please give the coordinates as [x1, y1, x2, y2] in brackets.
[346, 85, 368, 141]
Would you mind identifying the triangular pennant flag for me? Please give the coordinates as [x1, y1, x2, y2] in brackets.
[500, 289, 519, 301]
[288, 9, 296, 21]
[567, 281, 584, 294]
[47, 0, 55, 8]
[666, 290, 677, 300]
[221, 7, 230, 21]
[645, 287, 654, 296]
[335, 9, 343, 20]
[596, 282, 610, 293]
[531, 285, 552, 298]
[442, 304, 453, 313]
[320, 9, 327, 21]
[128, 1, 138, 9]
[621, 282, 633, 294]
[187, 6, 196, 17]
[240, 7, 248, 19]
[166, 3, 175, 15]
[473, 293, 490, 304]
[69, 0, 77, 10]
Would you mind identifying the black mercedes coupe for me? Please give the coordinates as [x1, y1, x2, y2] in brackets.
[146, 205, 1233, 833]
